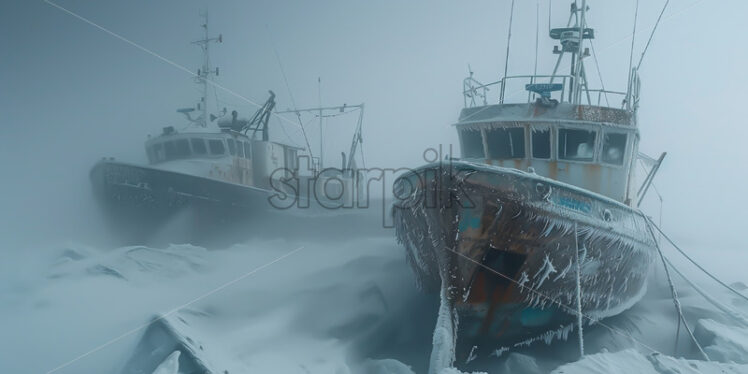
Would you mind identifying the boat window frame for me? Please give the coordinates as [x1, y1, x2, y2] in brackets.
[190, 138, 207, 156]
[227, 138, 237, 156]
[175, 138, 191, 159]
[556, 125, 599, 164]
[601, 130, 629, 167]
[484, 125, 527, 160]
[459, 128, 486, 159]
[208, 139, 226, 156]
[164, 140, 178, 161]
[530, 124, 552, 160]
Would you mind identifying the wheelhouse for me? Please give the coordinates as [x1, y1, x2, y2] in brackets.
[458, 73, 641, 205]
[457, 103, 638, 204]
[145, 131, 255, 165]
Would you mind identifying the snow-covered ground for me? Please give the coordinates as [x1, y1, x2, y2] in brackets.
[2, 234, 748, 373]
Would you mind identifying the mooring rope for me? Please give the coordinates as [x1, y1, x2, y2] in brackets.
[664, 256, 748, 327]
[646, 217, 748, 304]
[645, 219, 710, 360]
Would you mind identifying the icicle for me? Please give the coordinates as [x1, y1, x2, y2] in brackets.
[518, 271, 530, 292]
[465, 345, 478, 364]
[428, 274, 458, 374]
[573, 222, 585, 358]
[554, 259, 573, 282]
[491, 347, 509, 358]
[533, 254, 557, 289]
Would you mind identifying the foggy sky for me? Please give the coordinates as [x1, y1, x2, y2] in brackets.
[1, 0, 747, 250]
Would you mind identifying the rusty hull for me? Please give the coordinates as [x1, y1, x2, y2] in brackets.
[393, 160, 655, 344]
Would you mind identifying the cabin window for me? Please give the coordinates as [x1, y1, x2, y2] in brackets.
[152, 143, 165, 162]
[208, 139, 225, 156]
[243, 142, 251, 159]
[227, 139, 237, 156]
[460, 130, 485, 158]
[191, 138, 207, 155]
[235, 140, 245, 158]
[558, 128, 596, 162]
[175, 139, 190, 158]
[532, 128, 551, 159]
[602, 133, 627, 165]
[485, 127, 525, 159]
[164, 141, 177, 160]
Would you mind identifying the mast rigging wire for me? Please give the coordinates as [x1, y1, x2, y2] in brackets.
[637, 0, 671, 70]
[272, 46, 315, 159]
[626, 0, 640, 106]
[588, 37, 609, 106]
[501, 0, 516, 91]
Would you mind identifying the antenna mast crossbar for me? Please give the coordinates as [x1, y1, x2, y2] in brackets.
[189, 12, 222, 127]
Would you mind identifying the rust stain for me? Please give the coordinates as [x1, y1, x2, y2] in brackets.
[467, 272, 488, 303]
[584, 163, 602, 194]
[548, 160, 558, 180]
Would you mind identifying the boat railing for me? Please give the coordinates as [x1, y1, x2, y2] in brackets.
[586, 89, 628, 107]
[463, 74, 634, 111]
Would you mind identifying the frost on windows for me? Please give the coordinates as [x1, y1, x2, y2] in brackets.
[602, 133, 627, 165]
[532, 127, 551, 159]
[460, 129, 485, 159]
[486, 127, 525, 159]
[558, 128, 596, 161]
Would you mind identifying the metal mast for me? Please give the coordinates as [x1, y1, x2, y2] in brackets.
[572, 0, 588, 104]
[547, 1, 593, 105]
[191, 12, 222, 127]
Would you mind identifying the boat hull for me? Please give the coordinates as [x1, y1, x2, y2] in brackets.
[90, 160, 386, 244]
[90, 160, 274, 243]
[392, 161, 656, 345]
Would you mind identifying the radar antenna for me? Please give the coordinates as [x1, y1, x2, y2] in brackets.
[548, 1, 593, 105]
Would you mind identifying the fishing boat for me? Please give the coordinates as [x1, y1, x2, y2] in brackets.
[90, 16, 367, 243]
[392, 0, 666, 357]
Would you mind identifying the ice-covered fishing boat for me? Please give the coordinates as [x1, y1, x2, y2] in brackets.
[90, 17, 367, 243]
[393, 1, 666, 353]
